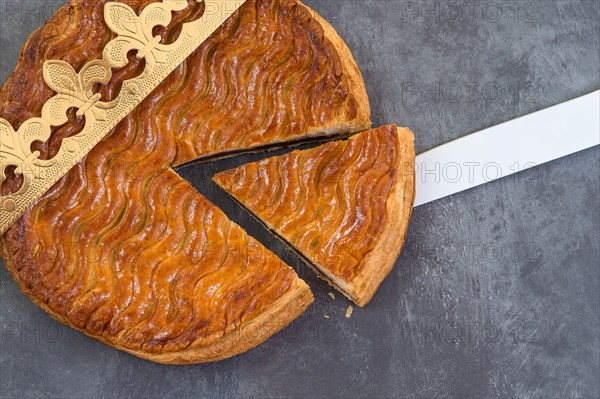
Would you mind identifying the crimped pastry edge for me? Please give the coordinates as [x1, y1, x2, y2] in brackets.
[0, 239, 314, 364]
[122, 279, 314, 364]
[299, 0, 372, 132]
[347, 126, 416, 306]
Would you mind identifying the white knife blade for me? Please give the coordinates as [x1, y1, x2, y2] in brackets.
[414, 90, 600, 207]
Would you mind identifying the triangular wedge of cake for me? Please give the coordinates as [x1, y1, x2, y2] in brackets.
[0, 0, 370, 363]
[214, 125, 416, 306]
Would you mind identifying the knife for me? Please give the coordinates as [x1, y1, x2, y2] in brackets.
[414, 90, 600, 207]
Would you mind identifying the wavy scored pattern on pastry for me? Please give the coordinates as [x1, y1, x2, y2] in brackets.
[0, 0, 370, 363]
[214, 125, 416, 306]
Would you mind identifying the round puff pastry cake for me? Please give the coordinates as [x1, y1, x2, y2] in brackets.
[214, 125, 416, 306]
[0, 0, 370, 363]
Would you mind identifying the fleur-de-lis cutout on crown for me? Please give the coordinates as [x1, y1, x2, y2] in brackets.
[103, 0, 198, 67]
[43, 60, 113, 121]
[0, 120, 41, 188]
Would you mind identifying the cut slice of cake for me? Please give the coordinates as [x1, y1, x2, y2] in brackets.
[214, 125, 416, 306]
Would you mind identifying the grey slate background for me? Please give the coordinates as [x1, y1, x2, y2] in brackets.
[0, 0, 599, 398]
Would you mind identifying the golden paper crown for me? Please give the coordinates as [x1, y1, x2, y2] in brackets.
[0, 0, 243, 234]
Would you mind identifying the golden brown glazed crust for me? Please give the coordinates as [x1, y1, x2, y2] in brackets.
[0, 0, 371, 363]
[214, 125, 416, 307]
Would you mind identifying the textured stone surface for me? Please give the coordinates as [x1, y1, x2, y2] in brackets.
[1, 0, 598, 398]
